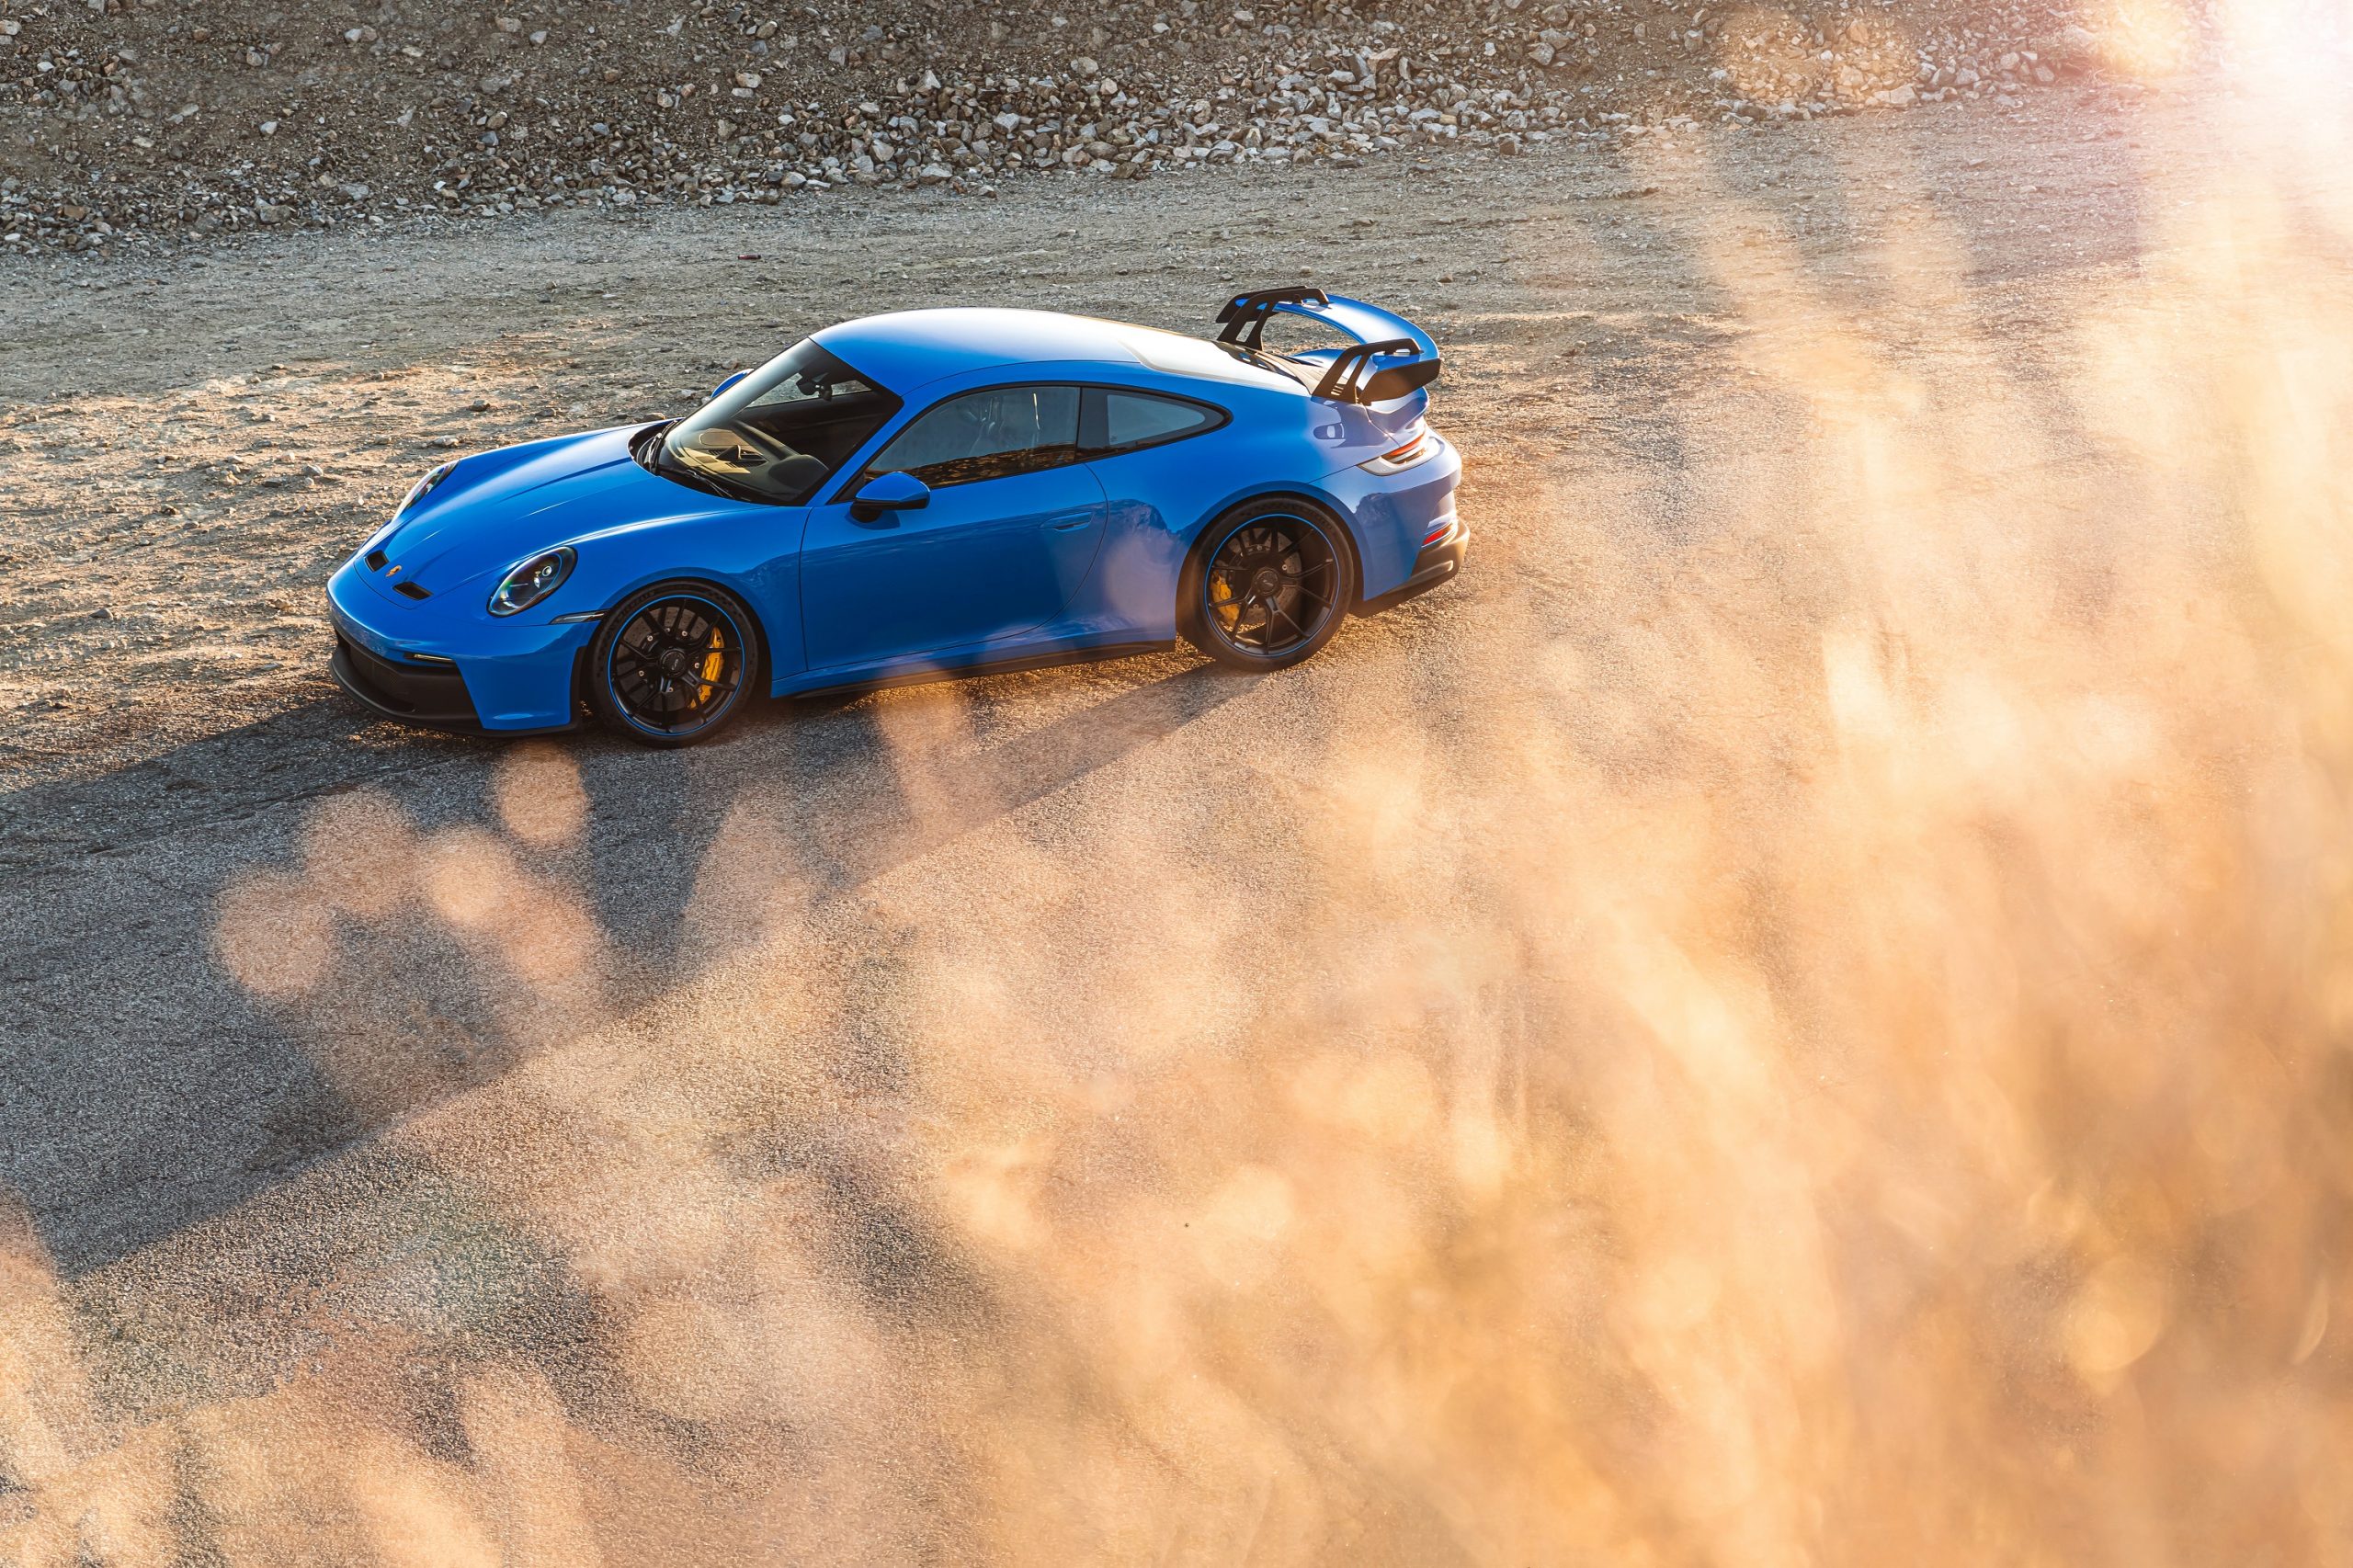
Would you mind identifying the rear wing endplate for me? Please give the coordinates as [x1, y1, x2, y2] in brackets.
[1213, 286, 1442, 406]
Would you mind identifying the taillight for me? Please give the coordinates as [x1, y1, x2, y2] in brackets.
[1359, 428, 1437, 475]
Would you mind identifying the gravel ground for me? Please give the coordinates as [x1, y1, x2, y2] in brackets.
[0, 0, 2109, 252]
[7, 76, 2353, 1564]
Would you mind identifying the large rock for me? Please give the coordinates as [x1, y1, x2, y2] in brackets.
[2034, 25, 2102, 74]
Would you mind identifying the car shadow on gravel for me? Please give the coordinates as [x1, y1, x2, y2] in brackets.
[749, 655, 1245, 892]
[1, 657, 1245, 1277]
[0, 692, 481, 873]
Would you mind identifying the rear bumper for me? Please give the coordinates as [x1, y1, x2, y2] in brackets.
[1331, 435, 1463, 600]
[1358, 517, 1468, 615]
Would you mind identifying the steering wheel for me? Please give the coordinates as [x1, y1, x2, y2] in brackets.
[711, 420, 800, 468]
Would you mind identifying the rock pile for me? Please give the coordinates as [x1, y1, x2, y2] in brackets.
[0, 0, 2149, 255]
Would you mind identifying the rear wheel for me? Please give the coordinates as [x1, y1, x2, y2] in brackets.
[1179, 499, 1356, 672]
[587, 582, 761, 747]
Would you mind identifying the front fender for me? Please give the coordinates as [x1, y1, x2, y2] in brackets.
[524, 508, 809, 687]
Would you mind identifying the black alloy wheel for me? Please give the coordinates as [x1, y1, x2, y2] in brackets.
[1183, 504, 1352, 671]
[588, 584, 759, 746]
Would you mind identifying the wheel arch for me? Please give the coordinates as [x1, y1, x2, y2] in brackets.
[582, 570, 777, 664]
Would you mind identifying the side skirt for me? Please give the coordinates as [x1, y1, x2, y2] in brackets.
[785, 640, 1179, 702]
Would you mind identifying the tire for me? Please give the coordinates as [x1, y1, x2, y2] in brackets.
[587, 581, 763, 747]
[1178, 498, 1358, 673]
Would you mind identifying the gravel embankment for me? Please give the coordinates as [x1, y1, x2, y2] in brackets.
[0, 0, 2148, 253]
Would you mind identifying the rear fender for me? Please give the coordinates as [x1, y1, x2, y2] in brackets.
[1183, 480, 1364, 589]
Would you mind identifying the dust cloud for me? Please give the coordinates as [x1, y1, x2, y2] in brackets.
[9, 11, 2353, 1562]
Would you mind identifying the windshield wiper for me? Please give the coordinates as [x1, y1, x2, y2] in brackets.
[678, 463, 769, 506]
[640, 423, 767, 505]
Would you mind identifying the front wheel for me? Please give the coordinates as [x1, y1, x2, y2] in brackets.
[586, 582, 762, 747]
[1178, 501, 1356, 672]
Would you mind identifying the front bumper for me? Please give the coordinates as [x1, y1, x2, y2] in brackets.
[325, 560, 589, 733]
[330, 636, 484, 731]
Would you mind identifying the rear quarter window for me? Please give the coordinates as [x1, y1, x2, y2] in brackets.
[1086, 390, 1227, 457]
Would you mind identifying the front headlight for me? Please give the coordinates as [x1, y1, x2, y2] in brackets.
[398, 460, 457, 517]
[487, 547, 576, 617]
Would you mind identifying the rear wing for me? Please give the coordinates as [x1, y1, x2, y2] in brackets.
[1214, 286, 1442, 406]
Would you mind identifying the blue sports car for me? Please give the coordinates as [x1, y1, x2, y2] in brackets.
[326, 286, 1465, 746]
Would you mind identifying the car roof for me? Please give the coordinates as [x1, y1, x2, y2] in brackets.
[812, 307, 1302, 398]
[813, 308, 1140, 391]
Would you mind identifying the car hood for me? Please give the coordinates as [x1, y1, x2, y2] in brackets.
[371, 425, 694, 592]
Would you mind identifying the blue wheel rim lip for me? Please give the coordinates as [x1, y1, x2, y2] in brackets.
[605, 592, 748, 736]
[1203, 511, 1336, 658]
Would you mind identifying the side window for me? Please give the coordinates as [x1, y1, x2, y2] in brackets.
[861, 385, 1083, 489]
[1086, 390, 1224, 457]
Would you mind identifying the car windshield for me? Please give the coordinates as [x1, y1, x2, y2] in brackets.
[653, 340, 902, 505]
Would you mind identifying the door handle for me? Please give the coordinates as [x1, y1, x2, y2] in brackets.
[1051, 517, 1096, 531]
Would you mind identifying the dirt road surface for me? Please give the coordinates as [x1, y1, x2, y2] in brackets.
[7, 78, 2353, 1563]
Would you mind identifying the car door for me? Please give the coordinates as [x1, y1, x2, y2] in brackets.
[799, 383, 1108, 671]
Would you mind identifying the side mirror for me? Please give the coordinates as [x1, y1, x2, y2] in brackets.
[710, 369, 749, 402]
[849, 471, 931, 523]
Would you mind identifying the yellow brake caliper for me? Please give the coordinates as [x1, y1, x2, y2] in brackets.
[698, 630, 725, 702]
